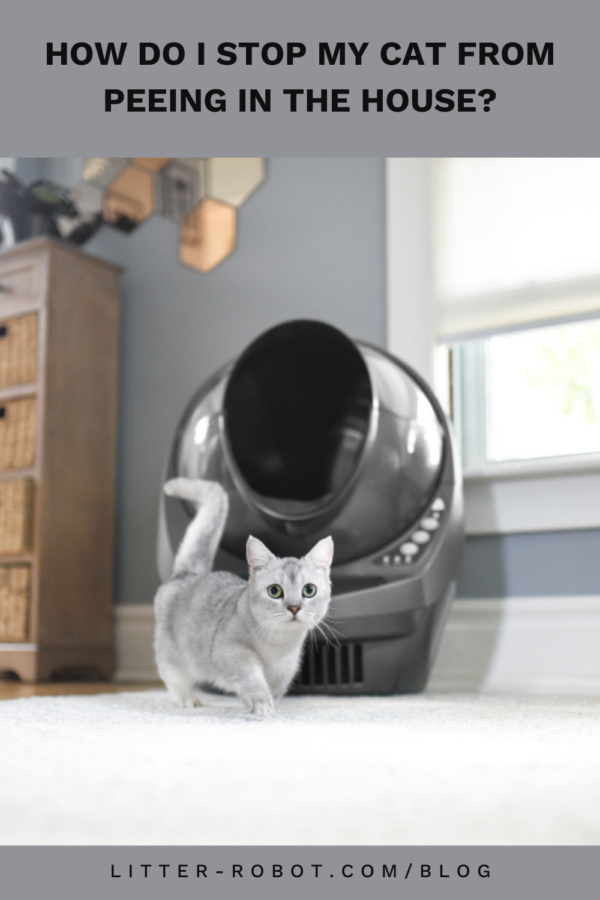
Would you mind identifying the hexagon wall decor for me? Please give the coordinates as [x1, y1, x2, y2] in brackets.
[67, 158, 266, 271]
[104, 163, 156, 232]
[83, 158, 128, 188]
[180, 198, 237, 273]
[157, 159, 205, 223]
[205, 158, 266, 207]
[132, 158, 171, 173]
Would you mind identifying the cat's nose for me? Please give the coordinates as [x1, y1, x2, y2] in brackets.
[287, 606, 301, 616]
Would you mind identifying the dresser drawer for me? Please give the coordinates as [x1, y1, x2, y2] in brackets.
[0, 313, 38, 388]
[0, 564, 31, 641]
[0, 397, 37, 471]
[0, 479, 34, 554]
[0, 255, 43, 305]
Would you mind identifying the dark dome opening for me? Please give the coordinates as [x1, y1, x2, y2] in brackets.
[224, 321, 372, 504]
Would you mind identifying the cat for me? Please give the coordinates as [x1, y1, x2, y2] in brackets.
[154, 478, 334, 716]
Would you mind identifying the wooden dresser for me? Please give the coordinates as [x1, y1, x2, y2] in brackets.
[0, 237, 121, 681]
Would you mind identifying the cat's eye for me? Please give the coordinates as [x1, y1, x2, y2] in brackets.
[267, 584, 283, 599]
[302, 583, 317, 598]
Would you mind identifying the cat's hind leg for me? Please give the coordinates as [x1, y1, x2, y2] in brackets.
[159, 662, 203, 708]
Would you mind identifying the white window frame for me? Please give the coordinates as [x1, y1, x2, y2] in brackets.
[386, 157, 600, 537]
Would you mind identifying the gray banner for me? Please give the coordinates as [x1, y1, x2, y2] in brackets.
[0, 846, 598, 899]
[1, 0, 598, 155]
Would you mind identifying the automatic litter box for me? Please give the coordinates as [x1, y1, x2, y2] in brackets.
[157, 320, 464, 694]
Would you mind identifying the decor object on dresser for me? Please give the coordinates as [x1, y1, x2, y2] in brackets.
[0, 237, 120, 681]
[0, 171, 103, 249]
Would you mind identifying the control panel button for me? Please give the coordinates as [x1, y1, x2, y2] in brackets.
[400, 541, 418, 556]
[421, 517, 440, 531]
[381, 555, 391, 565]
[431, 498, 445, 512]
[412, 530, 430, 544]
[393, 555, 401, 565]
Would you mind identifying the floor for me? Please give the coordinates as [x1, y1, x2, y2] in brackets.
[0, 680, 158, 700]
[1, 687, 599, 845]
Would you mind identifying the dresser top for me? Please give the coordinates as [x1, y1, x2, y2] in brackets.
[0, 235, 123, 275]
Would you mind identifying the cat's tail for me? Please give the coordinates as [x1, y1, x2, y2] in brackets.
[164, 478, 229, 579]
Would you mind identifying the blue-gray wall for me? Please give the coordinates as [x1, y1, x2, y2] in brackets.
[457, 530, 600, 597]
[20, 158, 600, 604]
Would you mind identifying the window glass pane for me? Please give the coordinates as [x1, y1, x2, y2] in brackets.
[437, 158, 600, 300]
[485, 320, 600, 462]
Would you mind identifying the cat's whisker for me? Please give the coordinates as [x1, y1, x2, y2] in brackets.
[321, 619, 344, 641]
[307, 628, 318, 651]
[314, 620, 340, 649]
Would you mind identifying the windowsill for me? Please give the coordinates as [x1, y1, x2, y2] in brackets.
[463, 458, 600, 536]
[463, 452, 600, 484]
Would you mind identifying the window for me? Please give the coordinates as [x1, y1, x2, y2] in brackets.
[486, 320, 600, 463]
[435, 158, 600, 472]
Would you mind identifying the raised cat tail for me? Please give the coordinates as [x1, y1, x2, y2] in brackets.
[163, 478, 229, 579]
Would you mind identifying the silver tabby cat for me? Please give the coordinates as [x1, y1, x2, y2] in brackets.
[154, 478, 334, 716]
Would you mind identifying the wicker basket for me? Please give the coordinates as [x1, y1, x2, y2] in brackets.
[0, 397, 36, 470]
[0, 479, 33, 554]
[0, 314, 38, 389]
[0, 565, 30, 641]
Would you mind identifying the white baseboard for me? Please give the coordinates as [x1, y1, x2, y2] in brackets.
[428, 596, 600, 693]
[115, 596, 600, 694]
[115, 605, 159, 682]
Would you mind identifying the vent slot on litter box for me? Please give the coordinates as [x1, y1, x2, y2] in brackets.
[298, 642, 364, 689]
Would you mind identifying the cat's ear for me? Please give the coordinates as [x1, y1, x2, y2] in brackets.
[246, 536, 275, 573]
[305, 537, 334, 572]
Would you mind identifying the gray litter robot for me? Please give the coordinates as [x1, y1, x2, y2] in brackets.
[157, 320, 464, 695]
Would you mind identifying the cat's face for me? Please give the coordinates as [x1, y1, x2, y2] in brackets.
[246, 536, 334, 635]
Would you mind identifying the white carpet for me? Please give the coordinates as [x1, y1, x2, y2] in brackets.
[1, 690, 599, 845]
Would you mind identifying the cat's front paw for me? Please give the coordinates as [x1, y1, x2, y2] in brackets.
[244, 693, 276, 717]
[253, 699, 275, 718]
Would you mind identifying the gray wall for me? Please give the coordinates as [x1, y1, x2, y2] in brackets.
[458, 530, 600, 597]
[44, 158, 387, 605]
